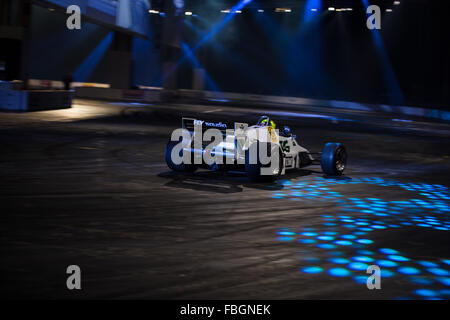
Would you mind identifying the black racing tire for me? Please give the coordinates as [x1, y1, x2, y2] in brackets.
[165, 140, 197, 173]
[321, 142, 347, 176]
[245, 142, 282, 182]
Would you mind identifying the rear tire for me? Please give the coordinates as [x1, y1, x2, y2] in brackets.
[245, 142, 282, 182]
[321, 143, 347, 176]
[165, 140, 197, 173]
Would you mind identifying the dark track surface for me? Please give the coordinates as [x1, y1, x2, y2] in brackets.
[1, 99, 449, 299]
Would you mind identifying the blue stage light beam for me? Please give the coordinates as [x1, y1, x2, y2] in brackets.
[73, 32, 113, 82]
[181, 42, 223, 95]
[193, 0, 253, 50]
[362, 0, 404, 105]
[303, 0, 322, 24]
[250, 5, 295, 77]
[184, 19, 272, 93]
[162, 0, 253, 83]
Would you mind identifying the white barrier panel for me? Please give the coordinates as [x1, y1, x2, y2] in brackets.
[178, 89, 450, 122]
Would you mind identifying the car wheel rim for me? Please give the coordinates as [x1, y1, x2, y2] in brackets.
[335, 148, 347, 172]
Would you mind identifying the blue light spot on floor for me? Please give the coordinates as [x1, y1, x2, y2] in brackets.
[299, 239, 316, 244]
[317, 244, 336, 249]
[427, 268, 449, 276]
[352, 256, 374, 263]
[348, 262, 369, 271]
[387, 255, 410, 262]
[340, 235, 357, 240]
[409, 277, 433, 285]
[379, 248, 399, 255]
[329, 258, 350, 264]
[440, 289, 450, 296]
[436, 277, 450, 286]
[301, 266, 323, 274]
[415, 289, 439, 297]
[333, 240, 353, 246]
[381, 269, 395, 278]
[317, 236, 335, 241]
[417, 261, 438, 268]
[277, 231, 296, 236]
[398, 267, 421, 275]
[353, 275, 368, 284]
[355, 239, 373, 244]
[300, 232, 318, 237]
[277, 236, 294, 241]
[328, 268, 351, 277]
[272, 176, 450, 296]
[376, 260, 398, 267]
[356, 250, 374, 255]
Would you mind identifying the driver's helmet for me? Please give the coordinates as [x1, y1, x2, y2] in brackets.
[257, 116, 276, 129]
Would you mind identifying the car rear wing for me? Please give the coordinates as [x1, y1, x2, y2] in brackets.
[182, 117, 249, 159]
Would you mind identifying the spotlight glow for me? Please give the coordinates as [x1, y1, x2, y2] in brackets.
[275, 8, 292, 13]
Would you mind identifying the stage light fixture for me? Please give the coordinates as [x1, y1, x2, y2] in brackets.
[275, 8, 292, 13]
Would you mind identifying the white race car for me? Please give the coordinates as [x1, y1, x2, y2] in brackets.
[165, 116, 347, 182]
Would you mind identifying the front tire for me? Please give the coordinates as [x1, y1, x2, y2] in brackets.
[165, 140, 197, 173]
[321, 143, 347, 176]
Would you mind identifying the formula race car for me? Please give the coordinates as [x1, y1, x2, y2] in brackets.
[165, 116, 347, 182]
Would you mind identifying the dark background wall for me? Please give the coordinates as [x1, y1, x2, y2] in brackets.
[180, 1, 450, 109]
[28, 4, 161, 87]
[18, 1, 450, 108]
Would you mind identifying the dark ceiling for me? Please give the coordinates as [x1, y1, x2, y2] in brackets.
[150, 0, 408, 12]
[183, 0, 400, 10]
